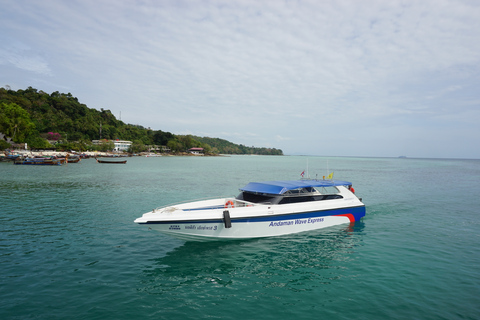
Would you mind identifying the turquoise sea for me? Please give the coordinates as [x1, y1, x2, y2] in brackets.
[1, 155, 479, 319]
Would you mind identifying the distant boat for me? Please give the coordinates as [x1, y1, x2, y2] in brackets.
[56, 155, 81, 163]
[95, 157, 127, 164]
[6, 154, 21, 160]
[67, 157, 81, 163]
[14, 156, 64, 166]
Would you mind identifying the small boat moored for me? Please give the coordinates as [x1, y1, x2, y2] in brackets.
[95, 157, 127, 164]
[134, 178, 366, 241]
[13, 156, 64, 166]
[66, 156, 81, 163]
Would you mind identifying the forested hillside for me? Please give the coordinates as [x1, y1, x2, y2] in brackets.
[193, 136, 283, 155]
[0, 87, 283, 155]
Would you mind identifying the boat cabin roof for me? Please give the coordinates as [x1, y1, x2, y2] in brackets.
[239, 180, 352, 195]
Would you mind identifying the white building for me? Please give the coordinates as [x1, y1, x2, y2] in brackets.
[91, 139, 132, 152]
[188, 147, 204, 155]
[113, 140, 132, 152]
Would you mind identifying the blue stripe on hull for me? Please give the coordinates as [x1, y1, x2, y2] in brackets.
[141, 205, 366, 225]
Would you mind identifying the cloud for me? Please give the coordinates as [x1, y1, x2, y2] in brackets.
[1, 0, 480, 158]
[0, 38, 51, 75]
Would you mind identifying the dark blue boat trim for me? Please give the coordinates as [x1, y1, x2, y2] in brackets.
[139, 205, 366, 225]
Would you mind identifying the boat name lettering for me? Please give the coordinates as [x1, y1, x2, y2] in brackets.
[269, 221, 294, 227]
[184, 225, 196, 230]
[307, 217, 324, 224]
[169, 225, 181, 230]
[197, 225, 218, 231]
[294, 218, 325, 225]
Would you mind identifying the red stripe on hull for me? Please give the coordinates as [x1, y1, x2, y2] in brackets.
[334, 213, 355, 222]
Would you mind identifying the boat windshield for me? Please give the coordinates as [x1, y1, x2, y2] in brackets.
[236, 192, 278, 204]
[282, 186, 339, 195]
[236, 186, 342, 205]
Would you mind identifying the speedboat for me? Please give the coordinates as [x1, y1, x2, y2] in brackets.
[134, 179, 366, 241]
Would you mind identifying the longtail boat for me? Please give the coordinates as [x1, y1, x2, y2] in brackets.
[95, 157, 127, 164]
[14, 156, 64, 166]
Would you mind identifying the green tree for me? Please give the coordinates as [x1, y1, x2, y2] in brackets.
[0, 102, 36, 142]
[0, 139, 10, 150]
[167, 139, 180, 152]
[98, 139, 115, 152]
[26, 136, 51, 150]
[72, 139, 90, 152]
[129, 140, 147, 153]
[153, 130, 173, 145]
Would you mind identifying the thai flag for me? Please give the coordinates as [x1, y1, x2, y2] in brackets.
[301, 170, 305, 177]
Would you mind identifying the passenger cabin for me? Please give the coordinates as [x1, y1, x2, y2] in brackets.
[236, 185, 344, 205]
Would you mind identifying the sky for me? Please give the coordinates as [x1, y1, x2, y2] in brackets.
[1, 0, 480, 158]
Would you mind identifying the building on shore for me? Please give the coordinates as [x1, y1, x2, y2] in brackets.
[91, 139, 132, 152]
[113, 140, 132, 152]
[146, 145, 171, 153]
[188, 147, 204, 155]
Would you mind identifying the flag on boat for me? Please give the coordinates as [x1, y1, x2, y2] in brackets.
[326, 172, 334, 180]
[301, 170, 305, 177]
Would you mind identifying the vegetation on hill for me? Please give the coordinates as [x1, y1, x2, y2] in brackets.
[0, 87, 283, 155]
[193, 136, 283, 155]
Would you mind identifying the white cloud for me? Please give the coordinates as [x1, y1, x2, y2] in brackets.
[0, 38, 51, 75]
[1, 0, 480, 158]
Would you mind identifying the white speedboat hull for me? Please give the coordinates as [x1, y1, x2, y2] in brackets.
[142, 210, 362, 241]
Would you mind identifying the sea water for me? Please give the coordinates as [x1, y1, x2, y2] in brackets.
[1, 155, 479, 319]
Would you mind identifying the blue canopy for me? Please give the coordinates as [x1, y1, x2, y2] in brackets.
[240, 180, 352, 195]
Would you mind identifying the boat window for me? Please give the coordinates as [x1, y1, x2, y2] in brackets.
[236, 186, 343, 205]
[237, 192, 279, 204]
[283, 187, 315, 195]
[279, 196, 315, 204]
[278, 194, 343, 204]
[313, 186, 340, 195]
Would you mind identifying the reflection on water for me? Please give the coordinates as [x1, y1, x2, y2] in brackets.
[139, 222, 365, 296]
